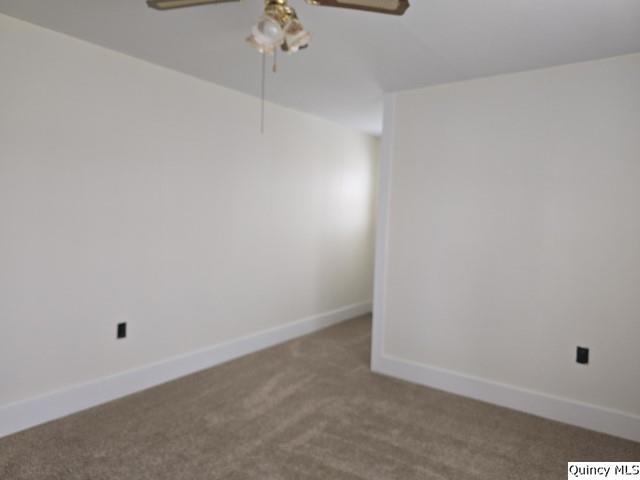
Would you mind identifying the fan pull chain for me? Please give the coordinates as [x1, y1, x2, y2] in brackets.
[273, 49, 278, 73]
[261, 52, 266, 135]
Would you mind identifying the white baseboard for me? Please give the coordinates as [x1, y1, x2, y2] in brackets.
[0, 302, 371, 439]
[374, 354, 640, 443]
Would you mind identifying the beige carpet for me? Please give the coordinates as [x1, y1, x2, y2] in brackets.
[1, 315, 638, 479]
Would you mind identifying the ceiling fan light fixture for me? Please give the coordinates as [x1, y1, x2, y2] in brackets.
[245, 33, 276, 55]
[246, 1, 311, 55]
[283, 18, 311, 52]
[255, 15, 285, 43]
[246, 14, 284, 55]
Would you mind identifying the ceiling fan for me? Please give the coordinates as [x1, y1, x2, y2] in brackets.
[147, 0, 410, 55]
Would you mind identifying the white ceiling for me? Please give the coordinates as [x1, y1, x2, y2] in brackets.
[1, 0, 640, 134]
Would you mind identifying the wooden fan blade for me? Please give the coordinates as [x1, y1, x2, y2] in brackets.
[147, 0, 240, 10]
[305, 0, 409, 15]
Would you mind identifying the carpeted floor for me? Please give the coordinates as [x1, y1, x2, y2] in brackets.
[1, 315, 638, 479]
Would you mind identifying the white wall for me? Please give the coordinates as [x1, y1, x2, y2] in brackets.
[0, 14, 376, 409]
[375, 54, 640, 440]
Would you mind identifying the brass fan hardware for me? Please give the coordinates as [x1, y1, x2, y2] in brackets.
[247, 0, 311, 55]
[147, 0, 410, 132]
[147, 0, 410, 54]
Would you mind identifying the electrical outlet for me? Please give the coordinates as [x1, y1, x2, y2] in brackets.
[576, 346, 589, 365]
[117, 322, 127, 339]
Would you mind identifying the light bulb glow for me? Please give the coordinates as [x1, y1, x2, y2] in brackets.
[246, 5, 311, 55]
[249, 15, 285, 50]
[257, 18, 282, 40]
